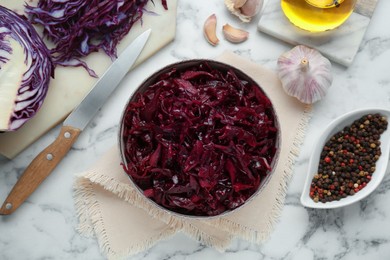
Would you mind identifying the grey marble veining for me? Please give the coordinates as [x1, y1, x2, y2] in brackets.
[1, 0, 390, 259]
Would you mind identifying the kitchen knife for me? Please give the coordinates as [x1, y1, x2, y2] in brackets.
[0, 29, 152, 215]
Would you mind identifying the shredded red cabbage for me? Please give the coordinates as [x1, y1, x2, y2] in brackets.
[25, 0, 168, 77]
[121, 61, 278, 216]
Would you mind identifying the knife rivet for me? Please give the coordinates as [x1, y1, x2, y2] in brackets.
[5, 203, 12, 210]
[64, 132, 71, 139]
[46, 153, 54, 161]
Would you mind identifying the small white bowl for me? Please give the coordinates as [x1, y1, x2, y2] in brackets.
[301, 108, 390, 209]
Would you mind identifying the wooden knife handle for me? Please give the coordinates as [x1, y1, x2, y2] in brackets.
[0, 125, 81, 215]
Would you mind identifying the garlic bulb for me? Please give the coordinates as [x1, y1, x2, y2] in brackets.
[277, 45, 333, 104]
[224, 0, 263, 23]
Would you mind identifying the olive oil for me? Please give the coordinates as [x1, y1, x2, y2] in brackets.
[281, 0, 357, 32]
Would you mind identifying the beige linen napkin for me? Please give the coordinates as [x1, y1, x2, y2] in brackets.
[74, 51, 311, 259]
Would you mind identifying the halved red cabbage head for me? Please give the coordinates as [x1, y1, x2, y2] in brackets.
[25, 0, 168, 77]
[121, 61, 279, 216]
[0, 6, 54, 132]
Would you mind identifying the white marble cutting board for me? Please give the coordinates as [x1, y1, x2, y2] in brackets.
[0, 0, 177, 159]
[258, 0, 378, 67]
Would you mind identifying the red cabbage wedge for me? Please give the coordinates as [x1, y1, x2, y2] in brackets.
[0, 6, 54, 132]
[121, 61, 279, 216]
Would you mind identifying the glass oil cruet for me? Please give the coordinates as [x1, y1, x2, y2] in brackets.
[281, 0, 357, 32]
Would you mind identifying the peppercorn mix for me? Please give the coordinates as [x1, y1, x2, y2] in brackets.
[310, 113, 388, 203]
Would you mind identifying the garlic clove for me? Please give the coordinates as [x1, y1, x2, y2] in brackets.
[222, 24, 249, 43]
[277, 45, 333, 104]
[224, 0, 263, 23]
[203, 14, 219, 46]
[233, 0, 247, 9]
[241, 0, 263, 17]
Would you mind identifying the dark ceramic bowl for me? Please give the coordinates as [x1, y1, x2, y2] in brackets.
[119, 59, 281, 219]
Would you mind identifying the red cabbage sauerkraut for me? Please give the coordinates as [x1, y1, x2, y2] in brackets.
[121, 61, 279, 216]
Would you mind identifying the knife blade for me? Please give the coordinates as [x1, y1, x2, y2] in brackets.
[0, 29, 152, 215]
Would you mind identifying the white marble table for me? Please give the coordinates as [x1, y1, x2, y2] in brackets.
[1, 0, 390, 259]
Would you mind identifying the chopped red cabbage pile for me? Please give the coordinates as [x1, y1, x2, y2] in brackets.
[121, 61, 278, 216]
[25, 0, 168, 77]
